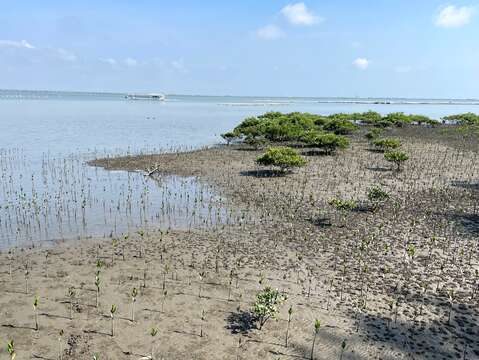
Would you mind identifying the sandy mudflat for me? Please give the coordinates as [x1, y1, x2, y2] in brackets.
[1, 126, 479, 359]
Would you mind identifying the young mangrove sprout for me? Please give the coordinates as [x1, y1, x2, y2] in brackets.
[310, 319, 321, 360]
[200, 309, 206, 337]
[33, 296, 39, 331]
[131, 287, 138, 322]
[110, 304, 117, 337]
[58, 329, 64, 360]
[285, 305, 293, 347]
[7, 340, 15, 360]
[340, 339, 347, 360]
[95, 274, 101, 308]
[150, 327, 158, 360]
[24, 264, 29, 294]
[68, 287, 75, 320]
[162, 290, 168, 313]
[198, 271, 206, 298]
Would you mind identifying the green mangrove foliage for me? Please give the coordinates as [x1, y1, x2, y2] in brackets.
[224, 111, 444, 148]
[229, 112, 357, 144]
[252, 286, 287, 330]
[442, 113, 479, 125]
[384, 151, 409, 171]
[301, 132, 349, 155]
[382, 112, 436, 127]
[365, 128, 383, 140]
[221, 132, 238, 145]
[328, 198, 358, 211]
[256, 147, 307, 173]
[367, 185, 390, 211]
[372, 138, 401, 152]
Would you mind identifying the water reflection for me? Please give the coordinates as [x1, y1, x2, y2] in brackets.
[0, 149, 231, 249]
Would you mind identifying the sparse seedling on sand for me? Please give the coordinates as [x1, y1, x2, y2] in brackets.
[7, 340, 15, 360]
[285, 305, 293, 347]
[68, 287, 75, 320]
[58, 329, 64, 360]
[252, 286, 287, 330]
[131, 287, 138, 322]
[95, 274, 101, 307]
[340, 339, 347, 360]
[110, 304, 117, 337]
[33, 296, 39, 331]
[310, 319, 321, 360]
[150, 327, 158, 359]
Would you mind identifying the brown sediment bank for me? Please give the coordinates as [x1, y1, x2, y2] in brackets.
[1, 126, 479, 359]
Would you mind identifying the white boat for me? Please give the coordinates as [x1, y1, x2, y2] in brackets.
[126, 93, 166, 101]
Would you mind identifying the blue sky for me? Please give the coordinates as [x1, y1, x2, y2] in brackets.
[0, 1, 478, 98]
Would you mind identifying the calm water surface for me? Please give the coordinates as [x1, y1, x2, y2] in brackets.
[0, 91, 477, 249]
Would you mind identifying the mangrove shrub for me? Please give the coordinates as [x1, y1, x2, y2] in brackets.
[256, 147, 307, 173]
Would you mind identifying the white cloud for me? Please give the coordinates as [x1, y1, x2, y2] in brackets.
[0, 39, 35, 49]
[256, 25, 284, 40]
[395, 65, 412, 73]
[57, 48, 77, 62]
[281, 3, 321, 26]
[435, 5, 474, 28]
[124, 58, 138, 67]
[100, 58, 117, 65]
[353, 58, 369, 70]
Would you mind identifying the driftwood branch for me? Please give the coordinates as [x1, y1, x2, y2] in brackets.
[145, 163, 160, 177]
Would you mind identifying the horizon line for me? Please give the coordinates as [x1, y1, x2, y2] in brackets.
[0, 88, 478, 102]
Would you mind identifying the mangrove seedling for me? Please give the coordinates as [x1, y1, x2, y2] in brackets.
[367, 185, 390, 211]
[311, 319, 321, 360]
[252, 286, 287, 330]
[8, 248, 15, 279]
[24, 264, 29, 294]
[328, 198, 358, 211]
[340, 339, 347, 360]
[406, 244, 416, 262]
[198, 271, 206, 298]
[150, 327, 158, 360]
[200, 309, 206, 337]
[131, 287, 138, 322]
[285, 305, 293, 347]
[162, 290, 168, 313]
[110, 304, 117, 337]
[68, 288, 75, 320]
[95, 274, 101, 307]
[384, 150, 409, 171]
[163, 264, 169, 291]
[33, 296, 39, 331]
[7, 340, 15, 360]
[58, 329, 64, 360]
